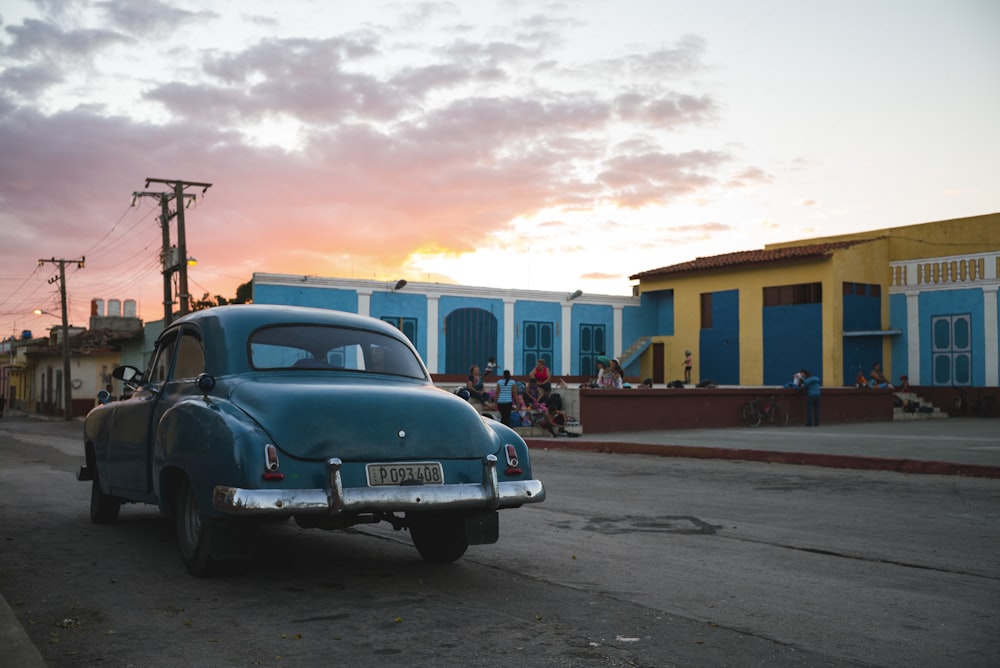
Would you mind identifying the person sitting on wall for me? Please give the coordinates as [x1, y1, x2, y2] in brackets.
[465, 365, 489, 402]
[869, 363, 894, 389]
[898, 375, 910, 392]
[597, 355, 623, 389]
[523, 378, 546, 410]
[528, 358, 567, 397]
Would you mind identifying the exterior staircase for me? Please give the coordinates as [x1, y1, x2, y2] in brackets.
[893, 391, 948, 420]
[618, 336, 652, 373]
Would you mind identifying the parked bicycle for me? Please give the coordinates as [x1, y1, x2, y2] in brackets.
[741, 395, 789, 427]
[948, 388, 998, 418]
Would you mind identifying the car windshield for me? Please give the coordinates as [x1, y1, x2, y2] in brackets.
[249, 324, 427, 380]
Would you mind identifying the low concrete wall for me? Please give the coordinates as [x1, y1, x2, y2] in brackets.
[578, 387, 897, 433]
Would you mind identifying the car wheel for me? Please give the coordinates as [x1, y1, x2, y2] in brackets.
[89, 466, 121, 524]
[408, 512, 469, 564]
[175, 478, 218, 577]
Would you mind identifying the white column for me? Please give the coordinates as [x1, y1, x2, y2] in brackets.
[426, 295, 439, 373]
[984, 285, 999, 386]
[560, 303, 573, 376]
[503, 299, 515, 374]
[356, 290, 372, 317]
[906, 292, 920, 386]
[613, 305, 623, 357]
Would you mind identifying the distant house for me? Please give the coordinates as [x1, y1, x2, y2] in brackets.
[2, 298, 144, 417]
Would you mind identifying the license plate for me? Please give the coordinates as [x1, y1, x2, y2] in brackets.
[366, 462, 444, 486]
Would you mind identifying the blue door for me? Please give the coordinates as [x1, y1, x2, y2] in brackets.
[522, 321, 554, 374]
[444, 308, 498, 375]
[578, 323, 606, 378]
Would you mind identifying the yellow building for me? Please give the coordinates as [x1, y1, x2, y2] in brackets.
[630, 213, 1000, 388]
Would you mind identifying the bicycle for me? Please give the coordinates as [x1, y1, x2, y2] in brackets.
[948, 388, 998, 418]
[741, 395, 789, 427]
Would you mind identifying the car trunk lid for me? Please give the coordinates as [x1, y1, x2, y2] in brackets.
[229, 377, 496, 461]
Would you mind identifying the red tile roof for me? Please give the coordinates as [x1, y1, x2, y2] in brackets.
[630, 240, 871, 280]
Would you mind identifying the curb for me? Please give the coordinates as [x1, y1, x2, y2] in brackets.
[524, 439, 1000, 479]
[0, 593, 46, 668]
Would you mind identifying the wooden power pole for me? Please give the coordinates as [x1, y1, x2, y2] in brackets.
[38, 256, 84, 420]
[132, 178, 212, 325]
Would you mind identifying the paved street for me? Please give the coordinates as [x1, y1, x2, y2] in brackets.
[1, 415, 999, 667]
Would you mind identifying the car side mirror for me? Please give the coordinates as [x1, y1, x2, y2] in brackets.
[112, 365, 143, 386]
[196, 373, 216, 401]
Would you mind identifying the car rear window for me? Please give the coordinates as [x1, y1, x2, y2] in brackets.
[249, 324, 427, 379]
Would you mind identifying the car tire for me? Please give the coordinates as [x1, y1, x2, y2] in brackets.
[90, 467, 121, 524]
[408, 512, 469, 564]
[175, 478, 218, 577]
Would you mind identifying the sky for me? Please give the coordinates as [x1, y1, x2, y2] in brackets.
[1, 0, 998, 337]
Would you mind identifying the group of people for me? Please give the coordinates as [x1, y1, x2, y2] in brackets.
[793, 361, 896, 428]
[855, 363, 895, 389]
[584, 355, 624, 389]
[461, 359, 572, 435]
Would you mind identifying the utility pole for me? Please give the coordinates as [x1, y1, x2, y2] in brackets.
[38, 256, 84, 420]
[132, 178, 212, 325]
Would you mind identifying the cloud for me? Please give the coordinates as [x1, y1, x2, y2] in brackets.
[726, 166, 773, 188]
[0, 4, 744, 326]
[2, 17, 131, 60]
[0, 62, 62, 95]
[99, 0, 216, 36]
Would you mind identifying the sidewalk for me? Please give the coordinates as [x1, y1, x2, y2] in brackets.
[525, 417, 1000, 478]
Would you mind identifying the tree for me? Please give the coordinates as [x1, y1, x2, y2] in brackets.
[190, 279, 253, 312]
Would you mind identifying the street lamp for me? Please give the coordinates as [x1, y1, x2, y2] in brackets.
[34, 308, 73, 420]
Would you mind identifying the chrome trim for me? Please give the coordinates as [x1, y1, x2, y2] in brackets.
[212, 454, 544, 516]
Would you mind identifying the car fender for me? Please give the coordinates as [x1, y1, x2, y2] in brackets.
[153, 396, 271, 517]
[483, 418, 534, 480]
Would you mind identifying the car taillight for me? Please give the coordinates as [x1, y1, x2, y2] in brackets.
[263, 444, 284, 481]
[504, 444, 521, 475]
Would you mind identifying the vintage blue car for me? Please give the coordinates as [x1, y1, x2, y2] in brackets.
[79, 304, 544, 576]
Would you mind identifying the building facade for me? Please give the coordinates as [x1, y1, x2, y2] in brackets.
[631, 213, 1000, 387]
[252, 274, 645, 377]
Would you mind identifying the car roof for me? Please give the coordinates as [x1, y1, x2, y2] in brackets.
[168, 304, 420, 377]
[172, 304, 398, 332]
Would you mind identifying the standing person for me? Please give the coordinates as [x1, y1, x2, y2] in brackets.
[802, 370, 822, 426]
[495, 370, 519, 427]
[483, 356, 497, 378]
[683, 350, 693, 384]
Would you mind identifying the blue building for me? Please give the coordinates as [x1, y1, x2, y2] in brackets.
[252, 274, 645, 377]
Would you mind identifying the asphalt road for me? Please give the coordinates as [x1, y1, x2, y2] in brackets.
[1, 416, 998, 667]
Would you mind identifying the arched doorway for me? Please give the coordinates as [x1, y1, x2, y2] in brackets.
[444, 308, 498, 375]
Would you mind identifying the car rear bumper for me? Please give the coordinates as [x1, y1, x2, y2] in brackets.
[212, 455, 544, 516]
